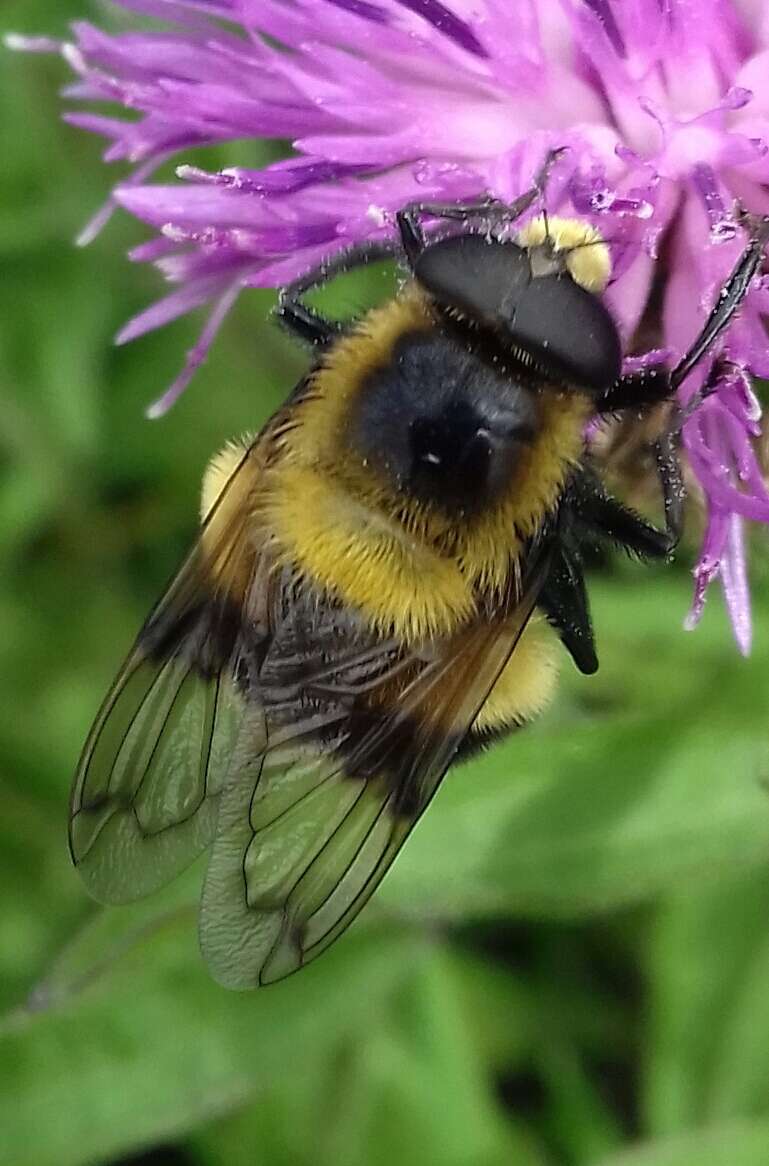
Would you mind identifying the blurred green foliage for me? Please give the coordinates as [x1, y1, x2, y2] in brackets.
[2, 5, 769, 1165]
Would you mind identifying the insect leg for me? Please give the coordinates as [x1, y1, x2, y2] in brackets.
[654, 429, 686, 550]
[589, 376, 684, 549]
[591, 367, 683, 547]
[395, 147, 567, 266]
[574, 470, 671, 558]
[602, 214, 769, 412]
[539, 539, 598, 675]
[668, 214, 769, 395]
[594, 366, 671, 413]
[276, 240, 400, 345]
[275, 297, 341, 346]
[597, 216, 769, 546]
[277, 148, 569, 335]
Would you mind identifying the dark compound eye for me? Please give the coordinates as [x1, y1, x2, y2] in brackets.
[509, 271, 622, 393]
[414, 233, 622, 394]
[415, 234, 531, 323]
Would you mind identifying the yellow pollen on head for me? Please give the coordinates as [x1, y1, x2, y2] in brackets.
[516, 215, 612, 294]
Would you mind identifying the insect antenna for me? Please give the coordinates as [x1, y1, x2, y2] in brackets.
[541, 203, 552, 249]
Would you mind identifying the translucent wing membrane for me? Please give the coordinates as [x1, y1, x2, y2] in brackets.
[71, 421, 550, 986]
[70, 654, 242, 902]
[69, 442, 262, 903]
[199, 679, 406, 986]
[200, 556, 550, 987]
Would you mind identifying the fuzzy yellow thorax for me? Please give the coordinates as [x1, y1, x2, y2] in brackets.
[262, 285, 591, 644]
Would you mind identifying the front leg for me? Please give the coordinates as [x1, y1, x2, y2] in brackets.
[595, 213, 769, 547]
[395, 147, 567, 265]
[276, 239, 400, 345]
[653, 430, 686, 551]
[277, 148, 570, 344]
[668, 212, 769, 392]
[572, 469, 671, 559]
[596, 358, 731, 551]
[542, 462, 676, 673]
[591, 367, 683, 549]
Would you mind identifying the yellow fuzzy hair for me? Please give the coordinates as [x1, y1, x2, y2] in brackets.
[262, 284, 591, 643]
[200, 438, 255, 523]
[515, 216, 611, 294]
[472, 616, 560, 733]
[198, 435, 261, 601]
[201, 438, 562, 731]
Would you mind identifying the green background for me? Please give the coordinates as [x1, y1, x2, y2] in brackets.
[3, 4, 769, 1164]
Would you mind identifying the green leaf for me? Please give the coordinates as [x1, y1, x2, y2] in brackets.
[0, 910, 419, 1166]
[448, 948, 531, 1072]
[383, 715, 769, 922]
[193, 943, 548, 1166]
[1, 898, 550, 1166]
[707, 927, 769, 1121]
[594, 1119, 769, 1166]
[644, 870, 769, 1136]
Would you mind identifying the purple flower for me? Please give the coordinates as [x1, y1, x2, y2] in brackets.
[7, 0, 769, 650]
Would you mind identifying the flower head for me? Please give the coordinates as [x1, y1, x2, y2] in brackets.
[8, 0, 769, 649]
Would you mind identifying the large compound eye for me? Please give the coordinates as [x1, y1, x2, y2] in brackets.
[414, 234, 531, 324]
[509, 271, 622, 392]
[414, 234, 622, 393]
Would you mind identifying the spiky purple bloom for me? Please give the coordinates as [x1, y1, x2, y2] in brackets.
[8, 0, 769, 650]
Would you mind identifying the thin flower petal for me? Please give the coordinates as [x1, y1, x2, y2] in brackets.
[115, 275, 236, 343]
[145, 281, 241, 416]
[719, 513, 752, 654]
[11, 0, 769, 654]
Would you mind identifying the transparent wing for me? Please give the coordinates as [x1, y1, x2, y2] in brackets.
[71, 410, 551, 987]
[69, 440, 266, 904]
[200, 554, 550, 987]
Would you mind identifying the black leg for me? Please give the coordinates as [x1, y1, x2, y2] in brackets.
[275, 299, 342, 346]
[668, 214, 769, 395]
[545, 460, 679, 672]
[277, 147, 568, 344]
[595, 366, 671, 413]
[602, 213, 769, 415]
[573, 468, 670, 559]
[653, 430, 686, 550]
[395, 207, 426, 268]
[395, 146, 567, 265]
[589, 387, 683, 550]
[597, 214, 769, 547]
[544, 460, 673, 673]
[580, 485, 671, 558]
[598, 358, 723, 550]
[539, 540, 598, 675]
[276, 239, 400, 345]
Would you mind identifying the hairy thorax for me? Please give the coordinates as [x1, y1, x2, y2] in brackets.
[262, 288, 590, 644]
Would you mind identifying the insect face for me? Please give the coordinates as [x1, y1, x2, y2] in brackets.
[349, 330, 540, 515]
